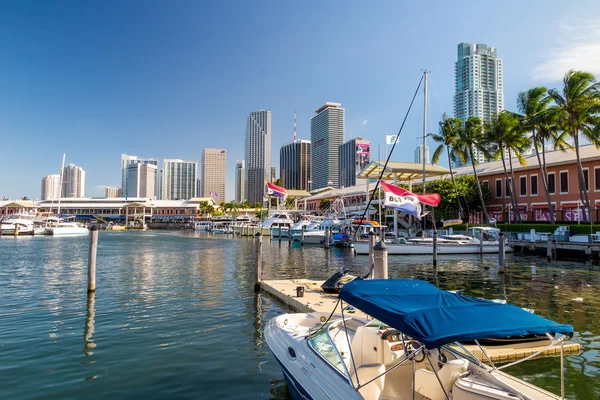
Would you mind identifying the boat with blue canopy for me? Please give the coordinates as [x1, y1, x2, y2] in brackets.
[265, 279, 573, 400]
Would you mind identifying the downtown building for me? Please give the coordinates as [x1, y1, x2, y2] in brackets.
[338, 138, 369, 188]
[414, 145, 430, 165]
[105, 187, 122, 198]
[245, 110, 272, 206]
[41, 174, 61, 200]
[127, 163, 158, 199]
[235, 160, 245, 203]
[280, 139, 311, 190]
[310, 102, 345, 190]
[200, 148, 226, 204]
[61, 164, 86, 198]
[121, 154, 159, 198]
[161, 159, 198, 200]
[454, 43, 504, 166]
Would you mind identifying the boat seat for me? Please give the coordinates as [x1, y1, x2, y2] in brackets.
[350, 326, 381, 368]
[415, 359, 469, 400]
[351, 363, 386, 400]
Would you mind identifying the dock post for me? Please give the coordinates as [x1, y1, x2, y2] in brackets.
[498, 232, 505, 273]
[373, 240, 388, 279]
[368, 232, 376, 278]
[14, 224, 19, 236]
[254, 232, 263, 292]
[278, 226, 282, 243]
[288, 227, 292, 245]
[547, 236, 552, 261]
[301, 225, 305, 246]
[324, 228, 330, 249]
[252, 225, 256, 237]
[88, 226, 99, 292]
[270, 227, 273, 241]
[479, 235, 483, 255]
[432, 231, 438, 267]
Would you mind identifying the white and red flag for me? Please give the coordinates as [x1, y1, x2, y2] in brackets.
[380, 181, 440, 219]
[266, 182, 287, 199]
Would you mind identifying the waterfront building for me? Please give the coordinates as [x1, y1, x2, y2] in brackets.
[41, 174, 61, 200]
[280, 140, 311, 190]
[105, 186, 122, 198]
[121, 154, 159, 198]
[310, 102, 345, 190]
[339, 138, 370, 188]
[454, 43, 504, 166]
[245, 110, 272, 205]
[235, 160, 245, 203]
[200, 148, 226, 204]
[126, 163, 158, 199]
[61, 164, 85, 198]
[414, 145, 430, 165]
[161, 159, 198, 200]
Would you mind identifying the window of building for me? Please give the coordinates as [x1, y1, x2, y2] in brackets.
[595, 167, 600, 191]
[559, 171, 568, 194]
[505, 178, 512, 197]
[495, 179, 502, 198]
[520, 176, 527, 196]
[482, 180, 489, 191]
[548, 172, 556, 194]
[583, 168, 589, 191]
[530, 175, 538, 196]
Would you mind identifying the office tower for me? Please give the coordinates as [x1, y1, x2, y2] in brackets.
[310, 102, 345, 190]
[61, 164, 86, 198]
[245, 110, 272, 205]
[105, 187, 122, 198]
[127, 163, 158, 198]
[454, 43, 504, 165]
[280, 140, 311, 190]
[41, 174, 61, 200]
[235, 160, 245, 203]
[271, 167, 276, 183]
[339, 138, 370, 188]
[161, 159, 198, 200]
[121, 154, 159, 197]
[200, 148, 226, 204]
[414, 145, 430, 165]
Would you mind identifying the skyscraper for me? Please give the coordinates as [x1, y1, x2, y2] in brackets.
[127, 163, 158, 198]
[339, 138, 370, 188]
[413, 145, 430, 165]
[454, 43, 504, 165]
[271, 167, 276, 183]
[280, 140, 311, 190]
[235, 160, 245, 203]
[121, 154, 159, 197]
[41, 174, 61, 200]
[310, 102, 345, 190]
[200, 148, 226, 204]
[161, 159, 197, 200]
[245, 110, 272, 206]
[105, 187, 122, 198]
[61, 164, 86, 198]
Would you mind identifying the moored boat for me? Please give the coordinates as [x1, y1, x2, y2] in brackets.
[50, 221, 89, 236]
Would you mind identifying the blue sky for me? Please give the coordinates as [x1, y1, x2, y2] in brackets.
[2, 0, 600, 200]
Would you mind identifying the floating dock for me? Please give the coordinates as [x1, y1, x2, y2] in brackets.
[509, 239, 600, 260]
[260, 279, 580, 363]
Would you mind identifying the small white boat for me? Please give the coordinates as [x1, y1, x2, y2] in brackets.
[261, 212, 294, 237]
[194, 220, 212, 231]
[0, 214, 35, 235]
[50, 222, 89, 236]
[291, 218, 343, 244]
[265, 279, 573, 400]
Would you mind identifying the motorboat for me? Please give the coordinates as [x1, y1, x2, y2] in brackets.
[354, 227, 513, 255]
[49, 221, 89, 236]
[194, 220, 212, 231]
[0, 214, 36, 235]
[265, 279, 573, 400]
[262, 212, 294, 237]
[291, 218, 344, 244]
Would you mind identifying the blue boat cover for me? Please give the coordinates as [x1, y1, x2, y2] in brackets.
[338, 279, 573, 349]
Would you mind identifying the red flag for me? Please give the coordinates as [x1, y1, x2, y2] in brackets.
[380, 181, 440, 207]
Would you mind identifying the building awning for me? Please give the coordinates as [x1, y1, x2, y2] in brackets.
[358, 161, 450, 181]
[531, 204, 552, 209]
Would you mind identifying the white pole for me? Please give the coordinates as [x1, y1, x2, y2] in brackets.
[393, 173, 398, 237]
[88, 226, 98, 292]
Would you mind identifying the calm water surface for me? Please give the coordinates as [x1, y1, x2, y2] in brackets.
[0, 231, 599, 399]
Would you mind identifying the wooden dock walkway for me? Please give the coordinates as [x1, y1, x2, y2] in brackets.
[260, 279, 580, 364]
[509, 239, 600, 260]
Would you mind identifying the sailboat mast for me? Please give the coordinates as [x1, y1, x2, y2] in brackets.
[57, 153, 66, 216]
[422, 70, 428, 194]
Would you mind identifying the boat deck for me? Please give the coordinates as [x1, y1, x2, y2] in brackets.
[260, 279, 580, 364]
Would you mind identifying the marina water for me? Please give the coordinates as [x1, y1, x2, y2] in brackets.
[1, 231, 599, 399]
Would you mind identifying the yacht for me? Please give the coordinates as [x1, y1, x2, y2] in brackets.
[261, 212, 294, 237]
[291, 218, 344, 245]
[265, 279, 573, 400]
[49, 221, 89, 236]
[0, 214, 35, 235]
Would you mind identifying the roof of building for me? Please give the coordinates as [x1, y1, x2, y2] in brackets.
[285, 190, 311, 199]
[304, 180, 382, 202]
[358, 161, 450, 181]
[0, 201, 38, 208]
[314, 102, 342, 114]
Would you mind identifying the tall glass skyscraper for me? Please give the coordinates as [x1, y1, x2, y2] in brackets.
[454, 43, 504, 165]
[234, 160, 245, 203]
[200, 148, 226, 204]
[161, 159, 197, 200]
[245, 110, 272, 206]
[280, 140, 311, 190]
[121, 154, 159, 197]
[310, 102, 345, 190]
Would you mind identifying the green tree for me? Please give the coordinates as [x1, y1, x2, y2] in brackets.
[198, 201, 215, 217]
[319, 198, 330, 211]
[431, 113, 463, 218]
[548, 70, 600, 222]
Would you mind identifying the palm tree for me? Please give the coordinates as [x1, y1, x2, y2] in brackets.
[455, 116, 491, 223]
[516, 87, 556, 223]
[548, 70, 600, 223]
[484, 112, 529, 223]
[431, 113, 464, 219]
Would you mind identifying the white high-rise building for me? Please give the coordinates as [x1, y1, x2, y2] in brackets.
[161, 159, 197, 200]
[310, 102, 345, 190]
[338, 138, 369, 188]
[41, 174, 61, 200]
[235, 160, 245, 203]
[414, 145, 430, 165]
[245, 110, 272, 206]
[200, 148, 226, 204]
[127, 163, 158, 199]
[105, 187, 122, 198]
[454, 43, 504, 166]
[61, 164, 85, 198]
[121, 154, 159, 197]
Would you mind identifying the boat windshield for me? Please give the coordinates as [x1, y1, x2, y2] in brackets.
[308, 324, 347, 376]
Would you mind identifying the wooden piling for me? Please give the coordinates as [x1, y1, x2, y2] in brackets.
[373, 240, 388, 279]
[368, 232, 376, 278]
[88, 226, 99, 292]
[547, 236, 552, 261]
[301, 225, 305, 246]
[498, 232, 505, 273]
[254, 232, 263, 292]
[278, 225, 282, 243]
[324, 228, 330, 249]
[433, 231, 438, 267]
[14, 224, 19, 236]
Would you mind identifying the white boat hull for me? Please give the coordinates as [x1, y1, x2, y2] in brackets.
[0, 223, 35, 235]
[50, 227, 89, 236]
[291, 232, 326, 244]
[354, 242, 513, 255]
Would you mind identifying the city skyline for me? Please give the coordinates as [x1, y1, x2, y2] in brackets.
[2, 2, 600, 199]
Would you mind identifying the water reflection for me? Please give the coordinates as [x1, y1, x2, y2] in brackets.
[83, 292, 96, 357]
